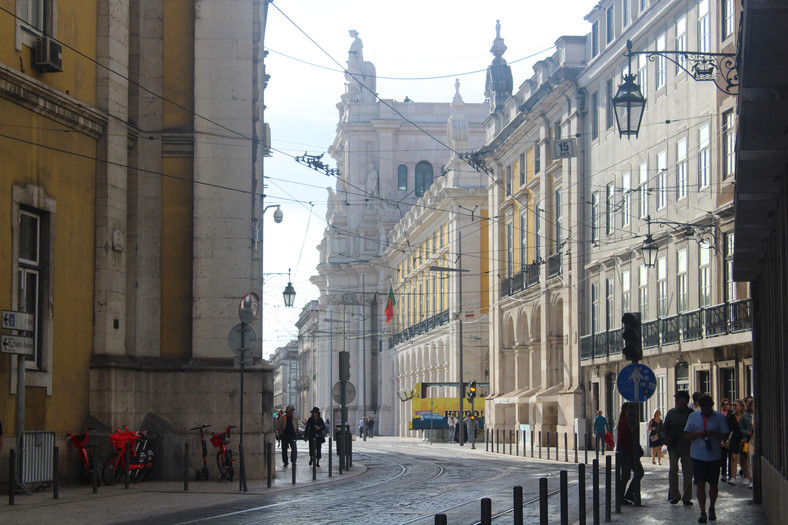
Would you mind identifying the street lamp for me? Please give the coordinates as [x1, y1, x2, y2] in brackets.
[641, 216, 658, 268]
[639, 214, 717, 269]
[283, 268, 296, 307]
[612, 41, 646, 138]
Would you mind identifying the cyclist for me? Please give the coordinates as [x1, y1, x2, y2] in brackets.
[275, 405, 298, 468]
[305, 407, 327, 467]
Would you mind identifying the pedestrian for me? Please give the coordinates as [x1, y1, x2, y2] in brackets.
[719, 398, 732, 481]
[593, 410, 610, 454]
[463, 414, 476, 443]
[448, 415, 457, 443]
[274, 409, 284, 448]
[367, 416, 375, 438]
[661, 390, 694, 505]
[616, 402, 644, 504]
[684, 394, 729, 523]
[648, 409, 664, 465]
[724, 399, 752, 486]
[688, 391, 701, 411]
[358, 418, 365, 438]
[274, 405, 299, 468]
[305, 407, 327, 467]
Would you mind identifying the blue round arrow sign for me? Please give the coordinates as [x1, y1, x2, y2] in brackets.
[617, 363, 657, 403]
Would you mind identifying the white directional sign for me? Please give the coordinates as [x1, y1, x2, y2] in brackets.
[1, 334, 35, 355]
[2, 310, 34, 332]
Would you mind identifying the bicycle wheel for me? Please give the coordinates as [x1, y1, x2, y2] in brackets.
[102, 455, 119, 486]
[225, 450, 234, 482]
[216, 451, 230, 481]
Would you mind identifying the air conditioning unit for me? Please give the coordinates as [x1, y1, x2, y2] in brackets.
[35, 36, 63, 72]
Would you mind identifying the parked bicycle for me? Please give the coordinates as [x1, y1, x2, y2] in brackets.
[210, 425, 236, 482]
[66, 426, 99, 484]
[190, 424, 211, 480]
[102, 426, 157, 485]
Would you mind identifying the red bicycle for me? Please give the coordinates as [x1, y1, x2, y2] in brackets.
[210, 425, 236, 482]
[102, 426, 156, 485]
[190, 424, 211, 481]
[66, 426, 98, 484]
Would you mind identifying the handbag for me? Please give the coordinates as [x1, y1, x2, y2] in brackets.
[741, 441, 749, 454]
[650, 434, 659, 442]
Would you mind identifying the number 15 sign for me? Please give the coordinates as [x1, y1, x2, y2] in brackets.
[551, 138, 577, 159]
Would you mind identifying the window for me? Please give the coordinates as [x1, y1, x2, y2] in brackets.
[723, 110, 736, 179]
[623, 0, 630, 28]
[397, 164, 407, 191]
[554, 121, 562, 140]
[656, 150, 667, 210]
[506, 219, 514, 278]
[17, 207, 49, 370]
[505, 164, 513, 195]
[19, 0, 52, 32]
[415, 161, 433, 197]
[721, 367, 737, 403]
[606, 6, 615, 44]
[591, 192, 600, 243]
[722, 0, 735, 40]
[639, 265, 649, 320]
[698, 124, 710, 188]
[699, 242, 711, 307]
[698, 0, 710, 53]
[725, 232, 736, 302]
[520, 212, 528, 271]
[640, 0, 647, 11]
[622, 172, 631, 226]
[676, 138, 687, 200]
[519, 153, 526, 185]
[554, 189, 563, 252]
[606, 80, 614, 129]
[592, 21, 599, 57]
[534, 205, 541, 262]
[592, 92, 599, 139]
[622, 269, 631, 313]
[591, 282, 600, 334]
[606, 182, 615, 236]
[697, 370, 710, 395]
[431, 275, 437, 316]
[606, 277, 614, 330]
[675, 15, 687, 74]
[638, 53, 648, 99]
[657, 256, 667, 317]
[639, 162, 649, 218]
[655, 33, 666, 90]
[677, 248, 688, 312]
[675, 361, 689, 392]
[534, 144, 541, 173]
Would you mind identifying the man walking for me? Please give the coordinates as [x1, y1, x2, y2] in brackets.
[684, 394, 729, 523]
[661, 391, 695, 505]
[593, 410, 610, 455]
[274, 405, 299, 468]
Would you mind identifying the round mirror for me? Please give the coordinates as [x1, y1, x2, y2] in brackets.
[239, 292, 260, 324]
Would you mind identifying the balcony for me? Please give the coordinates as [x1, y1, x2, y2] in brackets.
[547, 252, 562, 279]
[499, 265, 542, 298]
[580, 299, 752, 361]
[388, 309, 451, 348]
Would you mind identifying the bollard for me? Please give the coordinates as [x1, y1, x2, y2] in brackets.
[91, 443, 98, 494]
[9, 448, 15, 506]
[347, 431, 353, 468]
[514, 485, 523, 525]
[605, 455, 612, 522]
[516, 429, 519, 456]
[560, 470, 568, 525]
[328, 437, 332, 478]
[124, 441, 130, 489]
[579, 462, 586, 525]
[547, 431, 551, 460]
[266, 441, 273, 488]
[485, 429, 489, 452]
[613, 452, 620, 516]
[565, 432, 569, 463]
[292, 456, 297, 484]
[495, 429, 499, 453]
[574, 433, 578, 464]
[539, 430, 542, 459]
[556, 432, 560, 462]
[593, 458, 600, 525]
[338, 432, 344, 475]
[585, 432, 589, 465]
[184, 442, 189, 491]
[481, 497, 492, 525]
[53, 446, 59, 500]
[238, 442, 248, 492]
[531, 430, 534, 458]
[435, 514, 447, 525]
[311, 439, 317, 480]
[539, 477, 548, 525]
[509, 430, 513, 455]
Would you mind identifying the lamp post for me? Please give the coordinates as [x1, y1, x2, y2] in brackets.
[430, 234, 469, 446]
[254, 204, 285, 359]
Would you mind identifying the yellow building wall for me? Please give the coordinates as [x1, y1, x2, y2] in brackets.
[480, 210, 490, 315]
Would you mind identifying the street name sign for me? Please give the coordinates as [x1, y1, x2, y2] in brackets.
[1, 334, 34, 355]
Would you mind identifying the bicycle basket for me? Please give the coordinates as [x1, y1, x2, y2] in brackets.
[110, 430, 138, 450]
[209, 433, 226, 448]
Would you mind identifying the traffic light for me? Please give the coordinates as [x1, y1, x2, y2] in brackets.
[621, 312, 642, 362]
[468, 380, 477, 398]
[339, 351, 351, 381]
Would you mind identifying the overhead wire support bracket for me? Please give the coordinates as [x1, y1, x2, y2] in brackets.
[458, 150, 494, 176]
[294, 152, 340, 177]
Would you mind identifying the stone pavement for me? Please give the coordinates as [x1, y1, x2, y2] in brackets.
[0, 437, 767, 524]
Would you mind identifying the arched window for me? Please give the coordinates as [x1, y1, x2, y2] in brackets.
[415, 161, 433, 197]
[398, 165, 408, 191]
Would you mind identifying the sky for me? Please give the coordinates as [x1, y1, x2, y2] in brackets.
[260, 0, 596, 358]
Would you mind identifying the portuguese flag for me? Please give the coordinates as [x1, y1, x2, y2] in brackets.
[385, 286, 395, 324]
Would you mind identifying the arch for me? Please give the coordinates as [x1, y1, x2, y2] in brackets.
[503, 314, 515, 348]
[531, 305, 542, 342]
[516, 308, 530, 345]
[415, 161, 433, 197]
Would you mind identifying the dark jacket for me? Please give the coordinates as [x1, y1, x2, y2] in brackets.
[304, 416, 327, 442]
[660, 405, 694, 455]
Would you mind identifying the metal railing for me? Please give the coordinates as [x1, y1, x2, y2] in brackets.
[580, 299, 752, 360]
[388, 309, 450, 348]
